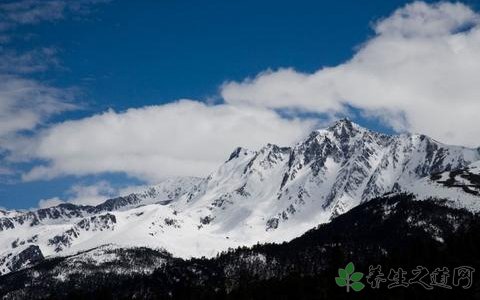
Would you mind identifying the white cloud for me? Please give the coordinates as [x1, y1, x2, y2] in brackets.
[0, 0, 65, 28]
[0, 47, 59, 74]
[10, 100, 315, 182]
[38, 197, 64, 209]
[0, 0, 107, 185]
[0, 0, 108, 143]
[6, 0, 480, 196]
[0, 166, 13, 176]
[67, 181, 116, 206]
[0, 75, 75, 144]
[38, 180, 117, 208]
[221, 1, 480, 147]
[0, 0, 109, 33]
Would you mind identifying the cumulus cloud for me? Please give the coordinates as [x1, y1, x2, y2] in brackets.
[9, 100, 315, 182]
[221, 1, 480, 147]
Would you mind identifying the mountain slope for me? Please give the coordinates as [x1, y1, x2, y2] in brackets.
[1, 194, 479, 299]
[408, 160, 480, 211]
[1, 119, 479, 276]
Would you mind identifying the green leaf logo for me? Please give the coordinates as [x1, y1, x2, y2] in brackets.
[335, 262, 365, 292]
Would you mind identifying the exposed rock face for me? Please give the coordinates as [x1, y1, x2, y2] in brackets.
[0, 245, 44, 275]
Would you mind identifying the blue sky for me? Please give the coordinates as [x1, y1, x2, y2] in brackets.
[1, 0, 480, 209]
[35, 0, 409, 109]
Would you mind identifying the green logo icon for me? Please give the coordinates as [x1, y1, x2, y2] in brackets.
[335, 262, 365, 292]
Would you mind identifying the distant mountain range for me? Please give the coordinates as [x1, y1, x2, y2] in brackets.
[1, 119, 480, 298]
[1, 194, 479, 299]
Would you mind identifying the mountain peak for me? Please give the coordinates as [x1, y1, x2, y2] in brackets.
[327, 118, 362, 132]
[309, 118, 367, 143]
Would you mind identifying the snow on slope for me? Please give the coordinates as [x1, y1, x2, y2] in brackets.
[1, 119, 479, 275]
[408, 160, 480, 212]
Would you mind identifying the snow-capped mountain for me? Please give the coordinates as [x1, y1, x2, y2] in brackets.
[3, 194, 479, 299]
[1, 119, 479, 276]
